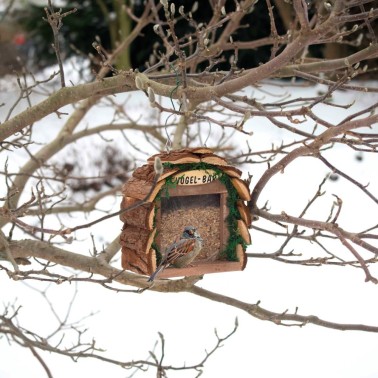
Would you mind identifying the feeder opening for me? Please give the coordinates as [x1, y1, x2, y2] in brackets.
[159, 193, 224, 262]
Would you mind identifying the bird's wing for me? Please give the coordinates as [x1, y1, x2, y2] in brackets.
[165, 238, 196, 265]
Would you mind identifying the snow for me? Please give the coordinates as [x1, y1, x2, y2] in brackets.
[1, 66, 378, 378]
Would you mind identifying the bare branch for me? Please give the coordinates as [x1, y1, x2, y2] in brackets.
[189, 286, 378, 332]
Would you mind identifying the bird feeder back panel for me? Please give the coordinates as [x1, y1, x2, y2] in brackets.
[159, 195, 221, 262]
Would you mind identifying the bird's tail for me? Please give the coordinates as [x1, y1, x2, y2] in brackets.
[147, 264, 164, 282]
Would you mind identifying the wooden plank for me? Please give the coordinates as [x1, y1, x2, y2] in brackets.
[147, 151, 200, 164]
[236, 244, 247, 270]
[158, 168, 180, 182]
[231, 178, 251, 201]
[122, 177, 165, 201]
[149, 147, 214, 156]
[158, 260, 244, 278]
[121, 246, 149, 275]
[200, 153, 228, 166]
[192, 147, 214, 154]
[171, 169, 219, 186]
[120, 226, 156, 254]
[237, 200, 252, 226]
[219, 166, 242, 178]
[146, 228, 157, 255]
[148, 248, 157, 275]
[120, 196, 155, 230]
[133, 164, 180, 182]
[132, 164, 154, 181]
[164, 179, 227, 197]
[237, 219, 251, 244]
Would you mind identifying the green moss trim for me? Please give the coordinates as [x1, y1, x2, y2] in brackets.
[161, 173, 178, 198]
[152, 162, 248, 262]
[218, 171, 248, 261]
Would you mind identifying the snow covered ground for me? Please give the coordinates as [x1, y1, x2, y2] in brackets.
[1, 66, 378, 378]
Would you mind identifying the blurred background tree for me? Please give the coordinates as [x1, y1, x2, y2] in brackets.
[3, 0, 282, 72]
[2, 0, 377, 76]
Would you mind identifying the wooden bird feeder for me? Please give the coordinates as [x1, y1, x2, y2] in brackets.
[119, 147, 252, 279]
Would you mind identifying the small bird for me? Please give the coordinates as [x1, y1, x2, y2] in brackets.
[148, 226, 203, 282]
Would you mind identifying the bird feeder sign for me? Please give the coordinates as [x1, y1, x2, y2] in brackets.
[120, 148, 252, 280]
[172, 169, 219, 186]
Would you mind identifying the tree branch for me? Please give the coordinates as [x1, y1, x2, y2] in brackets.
[188, 286, 378, 332]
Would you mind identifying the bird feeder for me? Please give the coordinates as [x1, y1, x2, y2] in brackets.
[119, 147, 252, 278]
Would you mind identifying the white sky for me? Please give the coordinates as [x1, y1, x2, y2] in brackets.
[0, 0, 67, 10]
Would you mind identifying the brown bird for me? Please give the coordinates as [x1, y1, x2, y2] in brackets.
[148, 226, 203, 282]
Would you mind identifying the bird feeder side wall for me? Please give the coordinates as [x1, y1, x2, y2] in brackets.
[120, 196, 155, 230]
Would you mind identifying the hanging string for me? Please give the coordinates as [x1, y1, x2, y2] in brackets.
[169, 63, 181, 110]
[164, 121, 172, 151]
[202, 120, 210, 147]
[164, 64, 182, 152]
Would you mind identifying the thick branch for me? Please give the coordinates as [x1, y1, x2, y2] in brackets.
[258, 209, 378, 256]
[251, 114, 378, 208]
[188, 286, 378, 332]
[4, 238, 378, 333]
[0, 75, 135, 142]
[4, 239, 200, 292]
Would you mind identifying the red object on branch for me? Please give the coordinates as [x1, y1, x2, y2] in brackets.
[13, 33, 26, 46]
